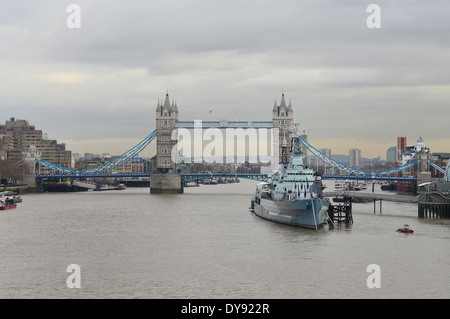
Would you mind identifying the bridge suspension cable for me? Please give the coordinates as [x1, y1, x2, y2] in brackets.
[371, 160, 417, 175]
[35, 130, 156, 174]
[294, 132, 417, 176]
[82, 130, 156, 173]
[35, 158, 79, 174]
[429, 161, 445, 174]
[35, 128, 439, 179]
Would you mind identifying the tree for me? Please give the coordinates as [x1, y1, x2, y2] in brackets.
[0, 159, 24, 186]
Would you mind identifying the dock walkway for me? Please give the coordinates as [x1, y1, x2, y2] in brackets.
[324, 191, 418, 204]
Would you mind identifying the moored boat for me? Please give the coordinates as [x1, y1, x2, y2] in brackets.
[334, 181, 346, 190]
[0, 192, 20, 210]
[115, 183, 126, 190]
[251, 134, 330, 229]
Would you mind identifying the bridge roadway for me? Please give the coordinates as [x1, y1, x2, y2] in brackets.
[174, 120, 274, 129]
[35, 172, 416, 182]
[35, 172, 269, 182]
[324, 191, 419, 203]
[36, 173, 151, 179]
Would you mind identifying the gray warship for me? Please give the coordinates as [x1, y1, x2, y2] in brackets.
[251, 133, 330, 229]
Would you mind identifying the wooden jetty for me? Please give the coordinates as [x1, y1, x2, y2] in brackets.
[417, 186, 450, 219]
[324, 191, 418, 215]
[324, 191, 418, 204]
[418, 203, 450, 218]
[327, 197, 353, 224]
[326, 187, 450, 219]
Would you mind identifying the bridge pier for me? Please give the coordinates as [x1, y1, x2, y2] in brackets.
[418, 203, 450, 219]
[373, 200, 382, 214]
[150, 174, 183, 194]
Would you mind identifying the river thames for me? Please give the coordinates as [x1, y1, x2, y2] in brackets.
[0, 180, 449, 299]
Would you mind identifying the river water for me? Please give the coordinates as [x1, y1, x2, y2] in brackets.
[0, 180, 449, 299]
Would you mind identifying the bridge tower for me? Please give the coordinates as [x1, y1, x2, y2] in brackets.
[415, 136, 432, 185]
[272, 92, 295, 164]
[151, 90, 183, 193]
[155, 90, 178, 173]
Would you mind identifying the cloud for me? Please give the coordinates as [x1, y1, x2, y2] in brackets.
[0, 0, 449, 158]
[41, 72, 90, 84]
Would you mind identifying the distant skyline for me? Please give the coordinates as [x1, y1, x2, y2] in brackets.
[1, 1, 449, 159]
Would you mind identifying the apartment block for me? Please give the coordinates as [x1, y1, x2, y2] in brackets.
[0, 117, 73, 173]
[349, 148, 361, 168]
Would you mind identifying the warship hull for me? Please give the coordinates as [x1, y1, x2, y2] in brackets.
[253, 197, 329, 229]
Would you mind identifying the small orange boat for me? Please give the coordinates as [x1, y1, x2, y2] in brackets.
[396, 224, 414, 233]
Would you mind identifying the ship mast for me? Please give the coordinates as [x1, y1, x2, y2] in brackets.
[280, 122, 304, 164]
[280, 131, 290, 165]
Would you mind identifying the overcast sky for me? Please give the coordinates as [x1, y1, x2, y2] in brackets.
[1, 0, 449, 159]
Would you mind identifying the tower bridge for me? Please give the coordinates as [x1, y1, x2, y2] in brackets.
[34, 90, 441, 194]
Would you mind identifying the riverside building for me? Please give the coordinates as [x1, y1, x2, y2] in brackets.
[0, 118, 74, 174]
